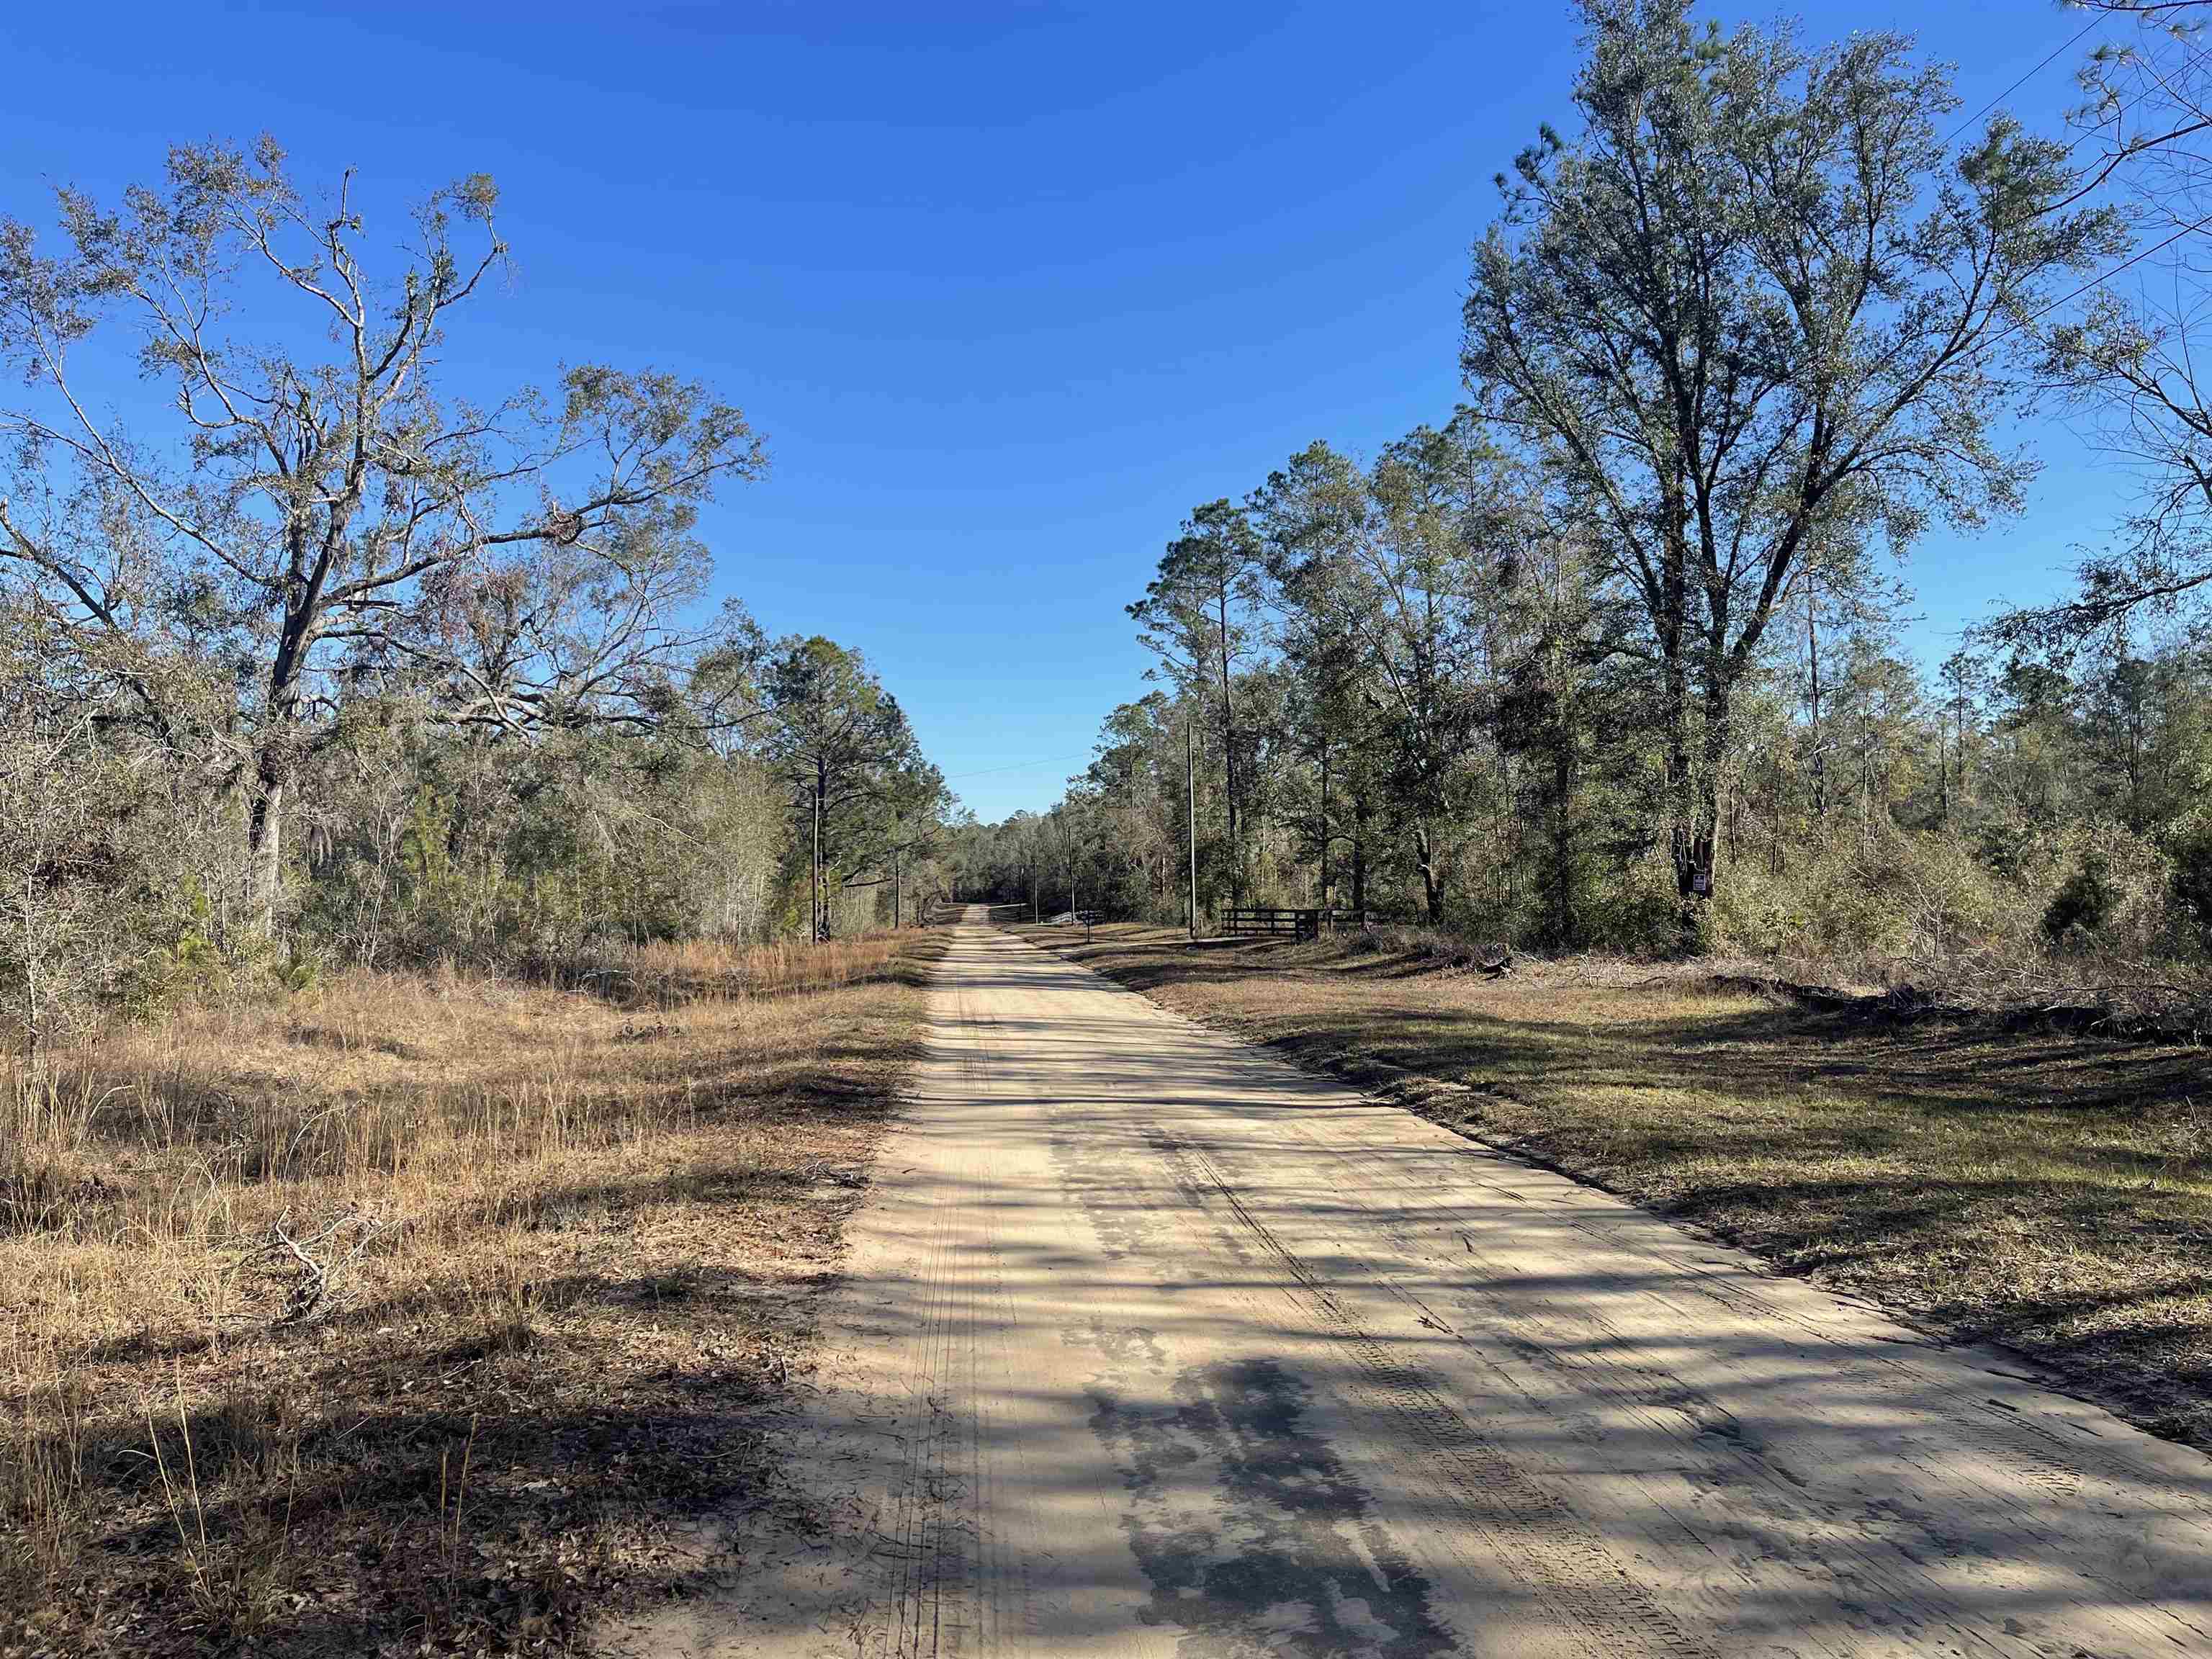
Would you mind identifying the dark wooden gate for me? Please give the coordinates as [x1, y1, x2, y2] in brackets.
[1221, 907, 1367, 941]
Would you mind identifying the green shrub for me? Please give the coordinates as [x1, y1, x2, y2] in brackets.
[2041, 849, 2118, 945]
[2171, 821, 2212, 948]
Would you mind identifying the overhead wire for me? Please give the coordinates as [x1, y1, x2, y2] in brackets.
[1941, 13, 2110, 150]
[974, 11, 2176, 812]
[941, 750, 1098, 781]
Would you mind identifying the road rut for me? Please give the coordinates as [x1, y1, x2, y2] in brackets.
[605, 919, 2212, 1658]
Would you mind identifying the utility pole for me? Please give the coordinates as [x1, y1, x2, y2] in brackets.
[1066, 808, 1092, 940]
[1215, 583, 1241, 909]
[1185, 704, 1199, 938]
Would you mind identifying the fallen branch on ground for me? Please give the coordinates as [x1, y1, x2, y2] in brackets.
[262, 1208, 389, 1326]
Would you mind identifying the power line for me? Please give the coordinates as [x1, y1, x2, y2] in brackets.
[1947, 12, 2212, 350]
[942, 750, 1097, 781]
[973, 14, 2150, 817]
[1942, 13, 2109, 149]
[1989, 207, 2212, 354]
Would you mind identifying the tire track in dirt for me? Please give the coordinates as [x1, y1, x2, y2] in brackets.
[598, 920, 2212, 1659]
[1110, 986, 2212, 1656]
[1146, 1124, 1714, 1659]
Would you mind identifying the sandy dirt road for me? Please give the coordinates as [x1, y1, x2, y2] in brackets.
[606, 917, 2212, 1658]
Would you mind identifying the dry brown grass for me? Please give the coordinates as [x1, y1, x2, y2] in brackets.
[1, 928, 946, 1658]
[1020, 922, 2212, 1449]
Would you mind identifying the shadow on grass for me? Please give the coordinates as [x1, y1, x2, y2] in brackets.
[22, 1266, 806, 1656]
[1, 932, 953, 1658]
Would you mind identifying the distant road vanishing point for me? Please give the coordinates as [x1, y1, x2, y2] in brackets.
[607, 912, 2212, 1658]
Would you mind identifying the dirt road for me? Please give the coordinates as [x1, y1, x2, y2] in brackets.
[608, 918, 2212, 1657]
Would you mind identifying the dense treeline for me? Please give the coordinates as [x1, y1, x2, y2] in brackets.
[0, 141, 952, 1051]
[960, 604, 2212, 963]
[958, 0, 2212, 999]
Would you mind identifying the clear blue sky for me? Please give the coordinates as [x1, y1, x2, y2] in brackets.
[1, 1, 2126, 819]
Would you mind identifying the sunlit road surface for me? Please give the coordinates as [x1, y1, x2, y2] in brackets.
[608, 917, 2212, 1658]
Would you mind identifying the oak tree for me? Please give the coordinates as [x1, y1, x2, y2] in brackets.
[0, 138, 764, 927]
[1464, 0, 2116, 931]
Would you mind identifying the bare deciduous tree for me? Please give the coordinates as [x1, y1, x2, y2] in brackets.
[0, 138, 765, 927]
[1999, 1, 2212, 650]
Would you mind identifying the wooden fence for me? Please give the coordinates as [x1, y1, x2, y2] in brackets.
[1221, 907, 1367, 942]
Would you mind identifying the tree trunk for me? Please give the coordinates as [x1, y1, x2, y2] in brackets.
[1416, 822, 1444, 925]
[2128, 714, 2144, 833]
[1938, 710, 1951, 829]
[1676, 667, 1730, 945]
[246, 765, 287, 934]
[1350, 794, 1368, 917]
[1184, 706, 1199, 935]
[1552, 727, 1575, 947]
[1318, 742, 1331, 912]
[1664, 652, 1699, 902]
[1807, 601, 1826, 822]
[1659, 489, 1697, 914]
[811, 770, 824, 942]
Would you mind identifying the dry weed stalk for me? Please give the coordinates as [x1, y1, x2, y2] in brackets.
[146, 1364, 212, 1615]
[439, 1411, 480, 1591]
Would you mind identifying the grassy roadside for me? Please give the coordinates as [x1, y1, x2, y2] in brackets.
[1014, 922, 2212, 1449]
[1, 928, 948, 1659]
